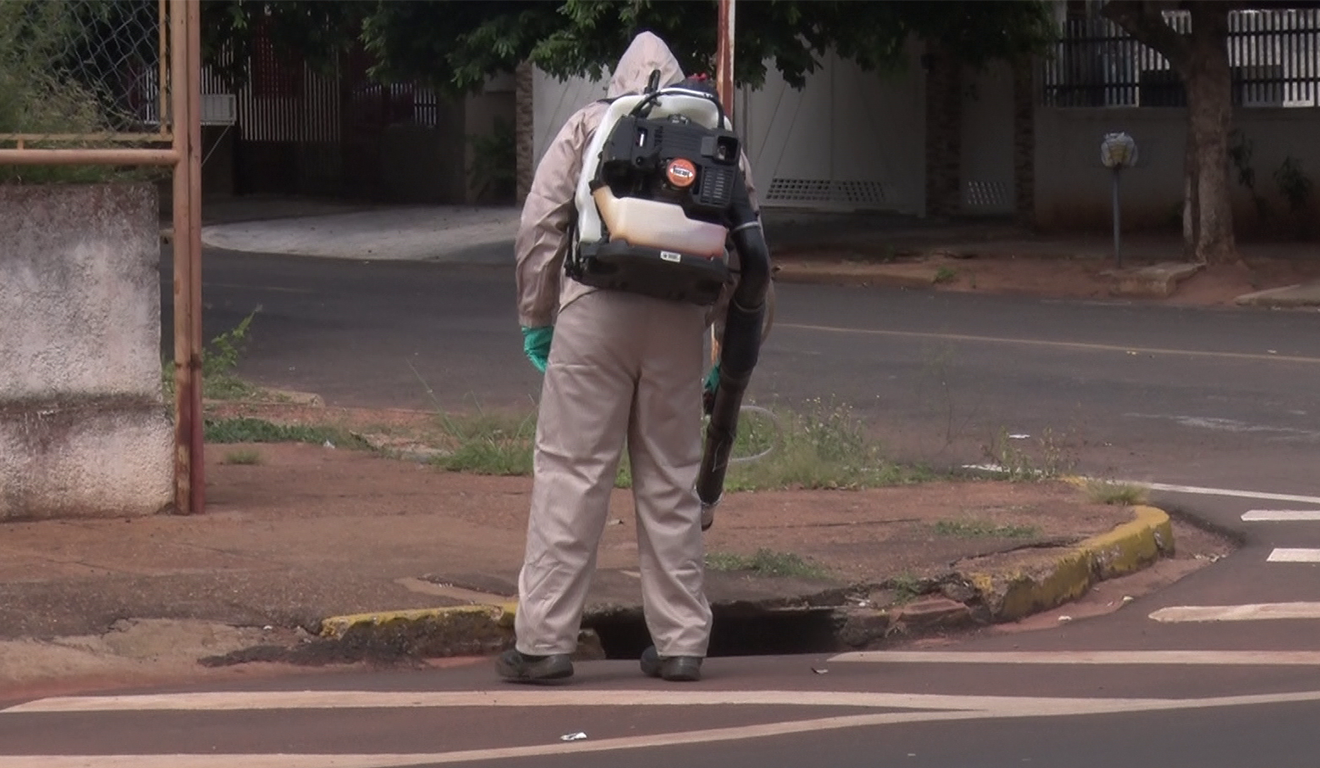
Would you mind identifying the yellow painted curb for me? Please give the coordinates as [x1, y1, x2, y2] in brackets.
[963, 504, 1174, 622]
[319, 601, 518, 640]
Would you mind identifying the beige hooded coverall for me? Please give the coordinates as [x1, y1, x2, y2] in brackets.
[513, 32, 758, 659]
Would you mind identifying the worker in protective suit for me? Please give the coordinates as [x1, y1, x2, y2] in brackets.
[498, 31, 762, 684]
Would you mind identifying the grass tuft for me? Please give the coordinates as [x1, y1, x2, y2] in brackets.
[705, 549, 830, 579]
[931, 519, 1039, 539]
[1084, 479, 1149, 506]
[204, 417, 367, 449]
[222, 448, 262, 466]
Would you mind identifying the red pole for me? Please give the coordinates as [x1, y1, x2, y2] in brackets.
[716, 0, 735, 120]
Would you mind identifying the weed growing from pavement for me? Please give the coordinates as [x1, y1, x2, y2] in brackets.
[931, 519, 1039, 539]
[884, 573, 929, 604]
[163, 308, 262, 403]
[205, 417, 367, 448]
[1084, 479, 1149, 506]
[422, 396, 929, 492]
[723, 398, 932, 492]
[431, 407, 538, 477]
[981, 426, 1077, 482]
[933, 266, 957, 284]
[222, 448, 263, 465]
[705, 549, 830, 579]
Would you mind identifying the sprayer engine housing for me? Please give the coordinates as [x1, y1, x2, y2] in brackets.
[595, 113, 741, 224]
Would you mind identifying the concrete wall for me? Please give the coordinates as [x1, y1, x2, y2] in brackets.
[960, 60, 1017, 215]
[1034, 106, 1320, 231]
[0, 183, 173, 521]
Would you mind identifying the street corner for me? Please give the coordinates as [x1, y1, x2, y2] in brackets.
[956, 504, 1174, 624]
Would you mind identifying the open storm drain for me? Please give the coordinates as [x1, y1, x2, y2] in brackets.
[584, 605, 845, 660]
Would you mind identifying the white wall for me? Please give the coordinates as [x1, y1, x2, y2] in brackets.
[1, 183, 173, 520]
[532, 68, 608, 171]
[960, 61, 1017, 214]
[1034, 106, 1320, 230]
[532, 44, 928, 214]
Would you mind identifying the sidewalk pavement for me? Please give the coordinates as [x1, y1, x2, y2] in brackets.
[0, 434, 1231, 692]
[187, 197, 1320, 307]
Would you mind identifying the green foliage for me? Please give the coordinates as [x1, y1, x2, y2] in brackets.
[705, 549, 829, 579]
[0, 0, 153, 183]
[202, 309, 261, 400]
[1084, 480, 1149, 506]
[1274, 156, 1313, 216]
[162, 309, 262, 402]
[467, 117, 516, 203]
[931, 519, 1039, 539]
[421, 397, 929, 492]
[202, 0, 1055, 97]
[981, 426, 1075, 482]
[223, 448, 263, 465]
[724, 399, 932, 492]
[431, 408, 539, 477]
[205, 417, 366, 447]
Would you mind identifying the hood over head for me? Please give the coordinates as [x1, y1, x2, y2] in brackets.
[607, 31, 684, 99]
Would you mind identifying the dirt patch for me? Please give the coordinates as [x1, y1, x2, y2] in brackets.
[774, 232, 1320, 307]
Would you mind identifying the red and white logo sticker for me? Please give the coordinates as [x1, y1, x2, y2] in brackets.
[665, 159, 697, 188]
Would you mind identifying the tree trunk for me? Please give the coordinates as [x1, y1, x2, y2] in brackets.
[1181, 4, 1236, 264]
[1011, 55, 1036, 228]
[514, 60, 535, 205]
[924, 41, 963, 217]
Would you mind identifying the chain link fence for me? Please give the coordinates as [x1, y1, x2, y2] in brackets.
[0, 0, 170, 149]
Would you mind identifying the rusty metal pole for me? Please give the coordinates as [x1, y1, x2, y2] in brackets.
[170, 0, 204, 514]
[712, 0, 735, 366]
[185, 0, 205, 514]
[716, 0, 736, 121]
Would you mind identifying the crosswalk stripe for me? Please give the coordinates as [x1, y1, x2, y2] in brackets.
[827, 650, 1320, 665]
[7, 690, 1320, 767]
[1149, 602, 1320, 622]
[0, 689, 1185, 715]
[1268, 548, 1320, 562]
[1243, 510, 1320, 522]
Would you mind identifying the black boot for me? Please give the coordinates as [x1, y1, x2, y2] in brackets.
[640, 645, 703, 682]
[496, 649, 574, 683]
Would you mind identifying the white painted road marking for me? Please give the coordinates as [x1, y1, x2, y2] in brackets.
[779, 323, 1320, 365]
[1268, 548, 1320, 563]
[1121, 482, 1320, 506]
[1243, 510, 1320, 522]
[828, 650, 1320, 666]
[0, 688, 1196, 715]
[5, 689, 1320, 767]
[1149, 602, 1320, 622]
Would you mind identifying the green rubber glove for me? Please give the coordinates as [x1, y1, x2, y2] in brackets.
[521, 326, 553, 373]
[702, 362, 720, 415]
[703, 362, 721, 395]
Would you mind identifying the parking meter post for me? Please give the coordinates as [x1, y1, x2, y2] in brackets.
[1113, 167, 1122, 269]
[1100, 132, 1137, 271]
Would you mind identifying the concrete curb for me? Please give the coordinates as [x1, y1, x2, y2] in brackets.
[310, 506, 1173, 659]
[959, 504, 1174, 623]
[317, 603, 519, 658]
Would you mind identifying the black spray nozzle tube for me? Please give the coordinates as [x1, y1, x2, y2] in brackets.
[696, 185, 770, 512]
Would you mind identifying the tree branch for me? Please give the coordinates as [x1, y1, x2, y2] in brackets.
[1101, 0, 1192, 73]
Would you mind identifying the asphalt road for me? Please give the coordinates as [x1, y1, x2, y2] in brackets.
[6, 580, 1320, 767]
[173, 246, 1320, 493]
[72, 243, 1315, 767]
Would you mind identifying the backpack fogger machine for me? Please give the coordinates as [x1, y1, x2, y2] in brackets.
[568, 72, 771, 530]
